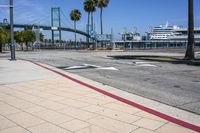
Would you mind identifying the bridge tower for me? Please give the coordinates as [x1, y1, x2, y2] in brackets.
[51, 7, 62, 46]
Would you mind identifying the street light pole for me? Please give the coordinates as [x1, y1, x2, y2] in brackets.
[10, 0, 15, 60]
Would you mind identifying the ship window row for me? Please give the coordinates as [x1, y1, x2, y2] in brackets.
[153, 29, 173, 31]
[151, 37, 168, 39]
[152, 32, 171, 34]
[151, 35, 169, 37]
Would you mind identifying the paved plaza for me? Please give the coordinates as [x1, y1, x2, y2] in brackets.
[1, 0, 199, 132]
[0, 58, 199, 133]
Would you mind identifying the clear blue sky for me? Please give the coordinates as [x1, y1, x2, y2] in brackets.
[0, 0, 200, 40]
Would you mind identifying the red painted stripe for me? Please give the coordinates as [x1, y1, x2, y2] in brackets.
[31, 61, 200, 132]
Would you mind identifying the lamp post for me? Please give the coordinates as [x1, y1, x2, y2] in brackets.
[10, 0, 16, 60]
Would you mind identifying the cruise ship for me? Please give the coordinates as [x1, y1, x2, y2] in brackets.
[148, 22, 200, 41]
[149, 22, 181, 40]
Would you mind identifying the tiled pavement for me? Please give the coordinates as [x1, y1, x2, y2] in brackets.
[0, 60, 198, 133]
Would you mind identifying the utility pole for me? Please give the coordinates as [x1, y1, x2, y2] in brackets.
[10, 0, 15, 60]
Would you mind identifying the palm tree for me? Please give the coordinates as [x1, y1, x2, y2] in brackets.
[97, 0, 110, 35]
[70, 9, 82, 47]
[90, 0, 98, 31]
[84, 0, 97, 48]
[84, 0, 97, 32]
[185, 0, 195, 60]
[84, 0, 91, 45]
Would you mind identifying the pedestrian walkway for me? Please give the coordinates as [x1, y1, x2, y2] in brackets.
[0, 59, 199, 133]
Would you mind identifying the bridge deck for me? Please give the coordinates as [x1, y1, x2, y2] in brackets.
[0, 23, 90, 37]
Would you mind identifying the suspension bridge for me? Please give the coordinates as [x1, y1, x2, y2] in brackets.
[0, 23, 90, 37]
[0, 7, 90, 45]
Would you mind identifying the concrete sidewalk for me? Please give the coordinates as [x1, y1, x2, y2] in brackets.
[0, 59, 199, 133]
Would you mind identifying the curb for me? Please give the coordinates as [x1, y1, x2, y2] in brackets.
[29, 60, 200, 132]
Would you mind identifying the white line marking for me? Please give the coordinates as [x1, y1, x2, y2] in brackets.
[64, 64, 119, 71]
[137, 64, 158, 67]
[97, 67, 119, 71]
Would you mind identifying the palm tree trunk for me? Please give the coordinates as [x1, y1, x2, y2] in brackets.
[91, 12, 95, 49]
[100, 8, 103, 48]
[185, 0, 195, 60]
[91, 13, 93, 31]
[100, 8, 103, 35]
[91, 12, 94, 31]
[87, 12, 90, 48]
[74, 21, 77, 49]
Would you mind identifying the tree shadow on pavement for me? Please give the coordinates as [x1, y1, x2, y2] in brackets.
[108, 55, 200, 66]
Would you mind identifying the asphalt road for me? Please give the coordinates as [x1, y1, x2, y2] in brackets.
[13, 49, 200, 114]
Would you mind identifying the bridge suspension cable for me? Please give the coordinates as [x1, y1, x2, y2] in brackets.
[32, 15, 51, 25]
[60, 19, 69, 28]
[12, 13, 51, 26]
[60, 9, 73, 28]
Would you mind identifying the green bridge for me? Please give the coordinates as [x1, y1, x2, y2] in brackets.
[0, 23, 90, 38]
